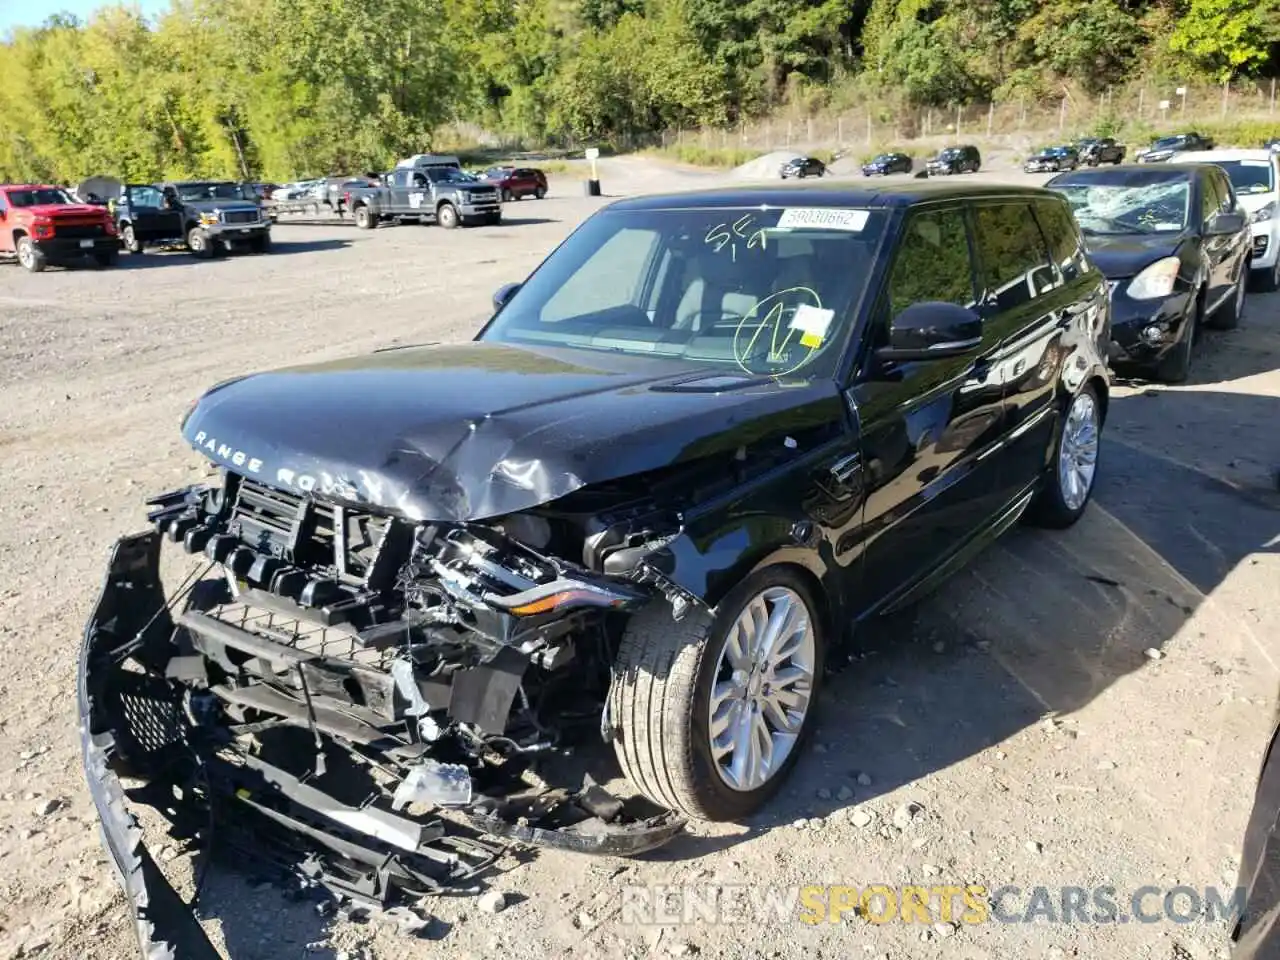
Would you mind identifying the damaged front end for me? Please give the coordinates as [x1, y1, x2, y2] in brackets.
[80, 470, 688, 957]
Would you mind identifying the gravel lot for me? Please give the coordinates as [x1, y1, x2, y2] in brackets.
[2, 156, 1278, 960]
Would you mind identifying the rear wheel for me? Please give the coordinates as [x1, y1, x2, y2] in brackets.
[437, 202, 459, 229]
[16, 236, 45, 272]
[609, 567, 825, 821]
[535, 186, 546, 199]
[1027, 383, 1101, 529]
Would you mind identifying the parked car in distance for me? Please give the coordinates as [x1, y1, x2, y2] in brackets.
[926, 145, 981, 175]
[0, 183, 119, 271]
[1179, 149, 1280, 291]
[481, 166, 548, 201]
[1024, 146, 1080, 174]
[779, 156, 827, 178]
[861, 153, 913, 176]
[1046, 163, 1251, 382]
[114, 183, 186, 253]
[1077, 137, 1126, 165]
[1136, 132, 1215, 163]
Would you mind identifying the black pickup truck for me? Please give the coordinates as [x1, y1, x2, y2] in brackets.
[346, 167, 501, 229]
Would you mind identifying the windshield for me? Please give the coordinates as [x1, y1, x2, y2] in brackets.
[480, 206, 887, 379]
[6, 187, 73, 206]
[127, 185, 165, 206]
[940, 148, 963, 159]
[872, 154, 894, 162]
[425, 168, 469, 183]
[1051, 174, 1191, 235]
[1152, 136, 1186, 150]
[1213, 159, 1275, 195]
[175, 182, 256, 202]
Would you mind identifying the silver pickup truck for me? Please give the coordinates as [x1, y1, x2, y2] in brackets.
[345, 166, 502, 229]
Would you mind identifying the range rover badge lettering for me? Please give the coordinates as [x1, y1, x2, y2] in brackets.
[191, 431, 263, 474]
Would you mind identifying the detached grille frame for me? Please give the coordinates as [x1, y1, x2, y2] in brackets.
[225, 474, 395, 588]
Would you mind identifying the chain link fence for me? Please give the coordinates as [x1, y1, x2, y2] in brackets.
[655, 79, 1280, 158]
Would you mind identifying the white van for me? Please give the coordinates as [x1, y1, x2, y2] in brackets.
[395, 154, 462, 171]
[1180, 148, 1280, 290]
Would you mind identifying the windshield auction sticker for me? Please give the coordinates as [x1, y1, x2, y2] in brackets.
[776, 208, 869, 232]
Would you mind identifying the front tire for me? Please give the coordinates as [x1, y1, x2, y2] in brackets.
[1156, 297, 1199, 383]
[1027, 384, 1101, 529]
[437, 202, 459, 229]
[609, 567, 825, 821]
[535, 186, 546, 199]
[354, 205, 375, 230]
[1208, 264, 1247, 330]
[187, 226, 213, 258]
[121, 223, 143, 254]
[16, 236, 45, 272]
[1255, 256, 1280, 293]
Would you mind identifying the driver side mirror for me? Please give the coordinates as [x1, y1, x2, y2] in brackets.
[493, 282, 521, 311]
[1206, 210, 1246, 236]
[876, 301, 983, 363]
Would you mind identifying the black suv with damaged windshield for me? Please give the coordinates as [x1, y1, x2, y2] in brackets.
[1046, 164, 1251, 382]
[81, 181, 1111, 958]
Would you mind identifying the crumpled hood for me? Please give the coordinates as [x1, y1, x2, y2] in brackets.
[181, 341, 845, 521]
[1083, 233, 1185, 279]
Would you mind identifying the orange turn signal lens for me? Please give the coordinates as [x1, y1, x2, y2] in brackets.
[509, 589, 627, 616]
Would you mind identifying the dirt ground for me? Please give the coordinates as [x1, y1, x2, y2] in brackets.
[1, 156, 1278, 960]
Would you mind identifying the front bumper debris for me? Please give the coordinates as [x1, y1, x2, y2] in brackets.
[81, 525, 686, 957]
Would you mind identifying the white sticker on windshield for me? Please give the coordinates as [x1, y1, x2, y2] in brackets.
[789, 304, 835, 347]
[776, 208, 869, 232]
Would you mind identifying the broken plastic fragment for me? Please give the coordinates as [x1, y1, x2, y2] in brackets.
[392, 760, 473, 810]
[390, 658, 441, 741]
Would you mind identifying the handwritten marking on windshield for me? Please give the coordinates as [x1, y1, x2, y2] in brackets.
[732, 286, 824, 378]
[706, 215, 767, 261]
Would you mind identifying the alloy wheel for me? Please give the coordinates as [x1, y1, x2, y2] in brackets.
[1058, 391, 1100, 512]
[707, 586, 817, 792]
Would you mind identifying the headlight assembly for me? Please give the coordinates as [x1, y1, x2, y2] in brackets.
[1127, 256, 1182, 300]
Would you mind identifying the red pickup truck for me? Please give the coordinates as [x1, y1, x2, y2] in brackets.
[0, 183, 119, 272]
[481, 166, 548, 201]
